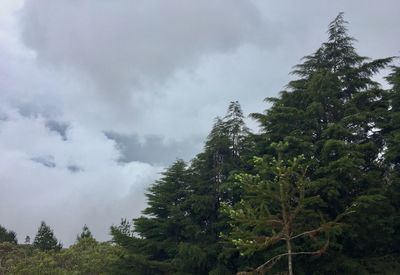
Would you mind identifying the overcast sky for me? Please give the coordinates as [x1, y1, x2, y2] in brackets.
[0, 0, 399, 245]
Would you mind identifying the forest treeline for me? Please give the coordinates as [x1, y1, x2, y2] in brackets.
[1, 14, 400, 274]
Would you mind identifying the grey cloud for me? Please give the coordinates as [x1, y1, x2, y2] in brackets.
[45, 120, 69, 141]
[0, 108, 163, 245]
[31, 155, 56, 168]
[0, 113, 8, 121]
[67, 164, 83, 173]
[20, 0, 269, 99]
[105, 132, 203, 165]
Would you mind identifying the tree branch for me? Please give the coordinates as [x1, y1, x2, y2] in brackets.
[236, 248, 328, 275]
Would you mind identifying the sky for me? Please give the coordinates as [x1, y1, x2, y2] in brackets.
[0, 0, 399, 246]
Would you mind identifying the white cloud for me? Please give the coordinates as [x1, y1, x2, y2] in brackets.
[0, 108, 162, 245]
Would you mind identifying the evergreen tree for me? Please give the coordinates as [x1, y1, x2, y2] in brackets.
[181, 102, 251, 274]
[250, 13, 394, 272]
[77, 224, 94, 242]
[33, 221, 62, 251]
[111, 160, 192, 274]
[24, 236, 30, 245]
[108, 14, 398, 274]
[383, 66, 400, 176]
[0, 225, 17, 244]
[111, 102, 251, 274]
[225, 144, 352, 274]
[224, 101, 250, 158]
[384, 64, 400, 260]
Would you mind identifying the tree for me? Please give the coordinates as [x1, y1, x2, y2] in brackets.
[224, 101, 250, 158]
[77, 224, 94, 242]
[8, 239, 119, 274]
[181, 102, 251, 274]
[111, 102, 252, 274]
[111, 160, 193, 274]
[0, 225, 17, 244]
[225, 143, 350, 274]
[33, 221, 62, 251]
[383, 66, 400, 177]
[24, 236, 31, 245]
[249, 13, 394, 273]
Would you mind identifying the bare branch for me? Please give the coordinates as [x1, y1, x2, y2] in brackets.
[236, 247, 328, 275]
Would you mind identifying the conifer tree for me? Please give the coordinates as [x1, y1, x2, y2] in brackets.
[24, 236, 30, 245]
[225, 143, 351, 274]
[384, 66, 400, 175]
[33, 221, 62, 251]
[384, 65, 400, 258]
[111, 160, 192, 274]
[0, 225, 17, 244]
[181, 102, 251, 273]
[224, 101, 250, 158]
[111, 102, 251, 274]
[250, 13, 393, 272]
[77, 224, 94, 242]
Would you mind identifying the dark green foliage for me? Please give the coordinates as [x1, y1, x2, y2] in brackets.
[111, 160, 193, 274]
[247, 13, 397, 274]
[33, 221, 62, 252]
[0, 225, 17, 244]
[224, 148, 352, 274]
[77, 224, 94, 242]
[111, 102, 251, 274]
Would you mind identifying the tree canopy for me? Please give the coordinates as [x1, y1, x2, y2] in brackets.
[33, 221, 62, 252]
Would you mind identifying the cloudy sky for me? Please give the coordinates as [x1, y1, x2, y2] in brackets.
[0, 0, 399, 245]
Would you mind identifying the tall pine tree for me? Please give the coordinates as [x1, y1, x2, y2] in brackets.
[250, 13, 394, 273]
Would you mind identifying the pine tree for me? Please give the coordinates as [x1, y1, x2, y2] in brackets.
[0, 225, 17, 244]
[250, 13, 394, 272]
[225, 143, 351, 274]
[111, 102, 251, 274]
[24, 236, 30, 245]
[77, 224, 94, 242]
[111, 160, 192, 274]
[181, 102, 251, 274]
[224, 101, 250, 158]
[383, 66, 400, 175]
[33, 221, 62, 251]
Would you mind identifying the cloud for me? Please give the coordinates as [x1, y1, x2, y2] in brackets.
[106, 132, 203, 165]
[0, 108, 162, 245]
[20, 0, 268, 98]
[1, 0, 399, 247]
[31, 155, 56, 168]
[45, 120, 69, 141]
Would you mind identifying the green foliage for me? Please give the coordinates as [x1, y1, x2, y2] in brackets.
[0, 242, 27, 274]
[247, 13, 397, 274]
[0, 225, 17, 244]
[5, 238, 119, 274]
[77, 224, 94, 242]
[111, 102, 251, 274]
[111, 160, 192, 274]
[225, 152, 350, 274]
[33, 221, 62, 252]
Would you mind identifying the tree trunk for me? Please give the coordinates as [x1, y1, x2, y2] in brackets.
[286, 238, 293, 275]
